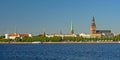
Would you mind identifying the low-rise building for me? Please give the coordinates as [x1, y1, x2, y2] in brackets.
[5, 33, 32, 39]
[96, 30, 114, 37]
[79, 33, 90, 38]
[46, 34, 77, 38]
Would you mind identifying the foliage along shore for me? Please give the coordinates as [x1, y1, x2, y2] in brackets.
[0, 41, 120, 44]
[0, 34, 120, 43]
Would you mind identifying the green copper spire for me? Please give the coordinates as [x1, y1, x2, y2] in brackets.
[70, 21, 74, 34]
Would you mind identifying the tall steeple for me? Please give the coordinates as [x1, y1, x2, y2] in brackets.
[14, 26, 17, 34]
[70, 21, 74, 35]
[92, 16, 95, 23]
[60, 30, 62, 34]
[43, 32, 46, 37]
[90, 16, 96, 34]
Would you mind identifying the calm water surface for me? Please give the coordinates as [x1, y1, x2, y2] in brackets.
[0, 44, 120, 60]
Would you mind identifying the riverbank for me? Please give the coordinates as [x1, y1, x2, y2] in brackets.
[0, 41, 120, 44]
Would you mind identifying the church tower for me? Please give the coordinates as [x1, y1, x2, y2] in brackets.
[90, 16, 96, 34]
[70, 21, 74, 35]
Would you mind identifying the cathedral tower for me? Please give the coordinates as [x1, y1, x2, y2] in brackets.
[90, 16, 96, 34]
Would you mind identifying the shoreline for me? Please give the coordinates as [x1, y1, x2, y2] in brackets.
[0, 41, 120, 44]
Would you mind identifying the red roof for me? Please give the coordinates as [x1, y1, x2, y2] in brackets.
[19, 34, 30, 37]
[8, 33, 19, 36]
[8, 33, 31, 37]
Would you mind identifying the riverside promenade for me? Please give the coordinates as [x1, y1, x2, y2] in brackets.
[0, 41, 120, 44]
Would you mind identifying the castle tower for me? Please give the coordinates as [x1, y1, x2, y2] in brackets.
[70, 21, 74, 35]
[90, 16, 96, 34]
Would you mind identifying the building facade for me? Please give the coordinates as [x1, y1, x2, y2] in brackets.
[90, 16, 114, 38]
[5, 33, 32, 39]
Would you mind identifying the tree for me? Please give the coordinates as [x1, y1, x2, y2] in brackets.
[15, 37, 22, 42]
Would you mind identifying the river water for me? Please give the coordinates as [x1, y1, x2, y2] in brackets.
[0, 43, 120, 60]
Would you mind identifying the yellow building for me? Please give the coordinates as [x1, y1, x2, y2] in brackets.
[90, 33, 102, 38]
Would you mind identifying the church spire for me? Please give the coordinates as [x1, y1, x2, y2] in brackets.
[90, 16, 96, 34]
[92, 16, 95, 23]
[70, 21, 74, 35]
[14, 26, 17, 34]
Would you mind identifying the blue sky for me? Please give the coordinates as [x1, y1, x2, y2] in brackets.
[0, 0, 120, 35]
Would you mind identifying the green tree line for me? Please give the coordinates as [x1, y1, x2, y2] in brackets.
[0, 35, 120, 42]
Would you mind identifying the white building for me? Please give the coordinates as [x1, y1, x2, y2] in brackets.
[46, 34, 77, 38]
[79, 33, 90, 38]
[5, 33, 32, 39]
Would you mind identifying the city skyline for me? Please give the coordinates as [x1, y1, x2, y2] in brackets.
[0, 0, 120, 35]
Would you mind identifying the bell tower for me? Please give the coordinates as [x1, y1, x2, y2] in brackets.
[90, 16, 96, 34]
